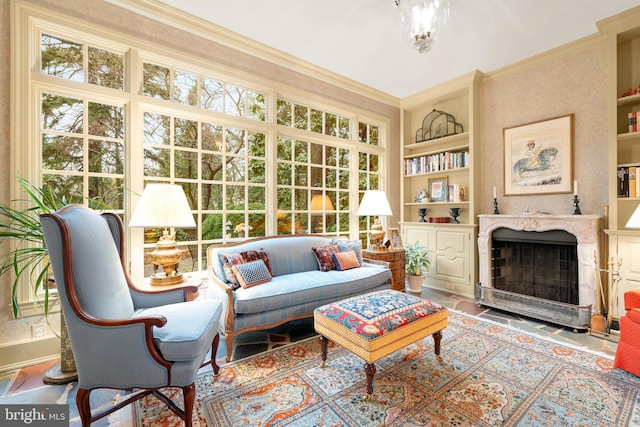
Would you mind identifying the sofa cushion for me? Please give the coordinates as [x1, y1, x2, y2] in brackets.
[331, 238, 363, 266]
[232, 264, 391, 315]
[241, 249, 274, 276]
[232, 259, 272, 289]
[312, 244, 340, 271]
[220, 253, 244, 288]
[333, 250, 360, 271]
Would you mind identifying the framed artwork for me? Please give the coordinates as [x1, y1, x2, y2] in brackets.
[388, 227, 402, 249]
[428, 176, 448, 202]
[504, 114, 574, 196]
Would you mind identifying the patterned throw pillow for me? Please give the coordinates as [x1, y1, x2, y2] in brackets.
[241, 249, 274, 276]
[231, 259, 272, 289]
[330, 239, 363, 266]
[219, 253, 244, 288]
[312, 244, 340, 271]
[332, 250, 361, 271]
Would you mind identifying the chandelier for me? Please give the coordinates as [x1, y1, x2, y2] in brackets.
[396, 0, 450, 53]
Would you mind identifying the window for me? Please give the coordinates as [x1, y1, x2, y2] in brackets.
[14, 10, 388, 309]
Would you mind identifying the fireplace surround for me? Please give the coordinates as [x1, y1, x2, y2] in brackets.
[477, 214, 603, 330]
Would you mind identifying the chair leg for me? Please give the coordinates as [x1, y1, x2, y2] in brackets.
[225, 332, 234, 362]
[76, 388, 92, 427]
[183, 383, 196, 427]
[211, 333, 220, 375]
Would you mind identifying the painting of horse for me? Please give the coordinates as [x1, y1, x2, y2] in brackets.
[512, 146, 559, 177]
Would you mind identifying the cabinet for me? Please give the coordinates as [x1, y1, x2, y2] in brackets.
[362, 249, 405, 292]
[601, 6, 640, 318]
[399, 71, 481, 298]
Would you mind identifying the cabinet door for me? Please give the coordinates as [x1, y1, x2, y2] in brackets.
[434, 228, 469, 284]
[612, 234, 640, 318]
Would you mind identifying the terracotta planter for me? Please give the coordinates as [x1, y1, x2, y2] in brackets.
[407, 274, 424, 293]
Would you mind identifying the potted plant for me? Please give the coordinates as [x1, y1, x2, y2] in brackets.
[404, 241, 431, 293]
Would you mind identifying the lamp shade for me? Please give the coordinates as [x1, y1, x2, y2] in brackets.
[129, 183, 196, 228]
[310, 194, 334, 211]
[627, 204, 640, 229]
[357, 190, 392, 216]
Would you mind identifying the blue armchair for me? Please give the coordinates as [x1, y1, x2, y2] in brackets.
[40, 205, 222, 426]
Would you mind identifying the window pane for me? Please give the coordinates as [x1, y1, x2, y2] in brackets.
[175, 150, 198, 179]
[294, 140, 308, 162]
[202, 213, 223, 240]
[89, 139, 124, 174]
[202, 122, 223, 152]
[143, 112, 170, 145]
[143, 145, 169, 177]
[41, 93, 83, 133]
[359, 122, 367, 143]
[226, 156, 246, 183]
[248, 159, 265, 184]
[278, 188, 292, 210]
[88, 102, 124, 138]
[294, 104, 308, 130]
[227, 185, 245, 210]
[295, 189, 307, 210]
[339, 116, 350, 139]
[226, 128, 245, 154]
[277, 136, 292, 160]
[201, 78, 223, 112]
[248, 213, 265, 237]
[276, 99, 291, 126]
[247, 91, 266, 121]
[325, 113, 337, 136]
[370, 125, 379, 146]
[41, 34, 83, 82]
[310, 109, 323, 133]
[42, 174, 83, 204]
[248, 131, 265, 157]
[88, 46, 124, 89]
[277, 163, 291, 186]
[202, 153, 223, 181]
[202, 183, 223, 210]
[294, 165, 308, 186]
[42, 134, 83, 172]
[225, 84, 243, 116]
[248, 186, 265, 207]
[175, 118, 198, 148]
[142, 62, 170, 100]
[88, 176, 124, 210]
[174, 70, 198, 106]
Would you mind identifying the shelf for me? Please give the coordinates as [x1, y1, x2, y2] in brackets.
[404, 132, 469, 151]
[618, 132, 640, 141]
[404, 167, 469, 178]
[405, 201, 470, 206]
[617, 92, 640, 106]
[404, 144, 469, 159]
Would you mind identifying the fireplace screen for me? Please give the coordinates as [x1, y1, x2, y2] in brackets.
[491, 228, 579, 305]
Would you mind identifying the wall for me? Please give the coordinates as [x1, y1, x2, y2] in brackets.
[479, 36, 609, 218]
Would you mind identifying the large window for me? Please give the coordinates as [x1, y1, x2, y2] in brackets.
[14, 10, 388, 307]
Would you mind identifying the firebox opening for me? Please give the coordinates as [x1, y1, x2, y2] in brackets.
[491, 228, 579, 305]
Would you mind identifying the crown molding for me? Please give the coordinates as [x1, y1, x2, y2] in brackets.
[106, 0, 400, 106]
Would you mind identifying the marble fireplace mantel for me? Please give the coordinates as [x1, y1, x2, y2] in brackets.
[477, 214, 603, 312]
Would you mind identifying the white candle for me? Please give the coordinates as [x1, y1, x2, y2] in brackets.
[574, 180, 578, 196]
[493, 186, 497, 199]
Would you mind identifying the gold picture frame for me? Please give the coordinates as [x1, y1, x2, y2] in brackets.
[504, 114, 574, 196]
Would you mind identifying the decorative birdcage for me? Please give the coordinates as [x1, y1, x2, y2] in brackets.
[415, 109, 463, 142]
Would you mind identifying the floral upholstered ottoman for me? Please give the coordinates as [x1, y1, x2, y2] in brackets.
[313, 289, 448, 399]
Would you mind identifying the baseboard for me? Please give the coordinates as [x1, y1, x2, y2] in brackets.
[0, 335, 60, 372]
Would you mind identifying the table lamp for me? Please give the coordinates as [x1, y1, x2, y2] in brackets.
[357, 190, 392, 250]
[310, 194, 334, 233]
[129, 183, 196, 285]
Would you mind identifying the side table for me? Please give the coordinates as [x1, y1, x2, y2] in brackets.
[137, 275, 204, 301]
[362, 248, 405, 292]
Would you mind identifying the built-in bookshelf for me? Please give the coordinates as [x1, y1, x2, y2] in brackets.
[399, 70, 481, 298]
[601, 6, 640, 318]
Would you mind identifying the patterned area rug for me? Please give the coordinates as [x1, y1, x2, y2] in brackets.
[133, 311, 640, 426]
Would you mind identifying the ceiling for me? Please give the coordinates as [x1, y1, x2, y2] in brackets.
[153, 0, 640, 99]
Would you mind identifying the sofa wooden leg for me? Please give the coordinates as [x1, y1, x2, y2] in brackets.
[183, 383, 195, 427]
[76, 388, 91, 427]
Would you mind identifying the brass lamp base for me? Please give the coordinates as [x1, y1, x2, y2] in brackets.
[150, 271, 185, 286]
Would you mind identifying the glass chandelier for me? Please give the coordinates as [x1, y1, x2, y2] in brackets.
[397, 0, 450, 53]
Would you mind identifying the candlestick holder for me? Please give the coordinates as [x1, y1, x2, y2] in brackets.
[493, 198, 500, 215]
[572, 195, 582, 215]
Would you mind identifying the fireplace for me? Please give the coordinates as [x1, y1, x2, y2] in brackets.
[477, 214, 602, 330]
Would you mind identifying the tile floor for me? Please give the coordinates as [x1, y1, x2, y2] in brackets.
[0, 287, 620, 426]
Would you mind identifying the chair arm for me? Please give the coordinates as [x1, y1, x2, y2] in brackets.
[624, 288, 640, 311]
[208, 273, 236, 335]
[362, 259, 391, 268]
[129, 281, 198, 307]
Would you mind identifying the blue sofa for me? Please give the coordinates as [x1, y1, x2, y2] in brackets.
[207, 235, 392, 361]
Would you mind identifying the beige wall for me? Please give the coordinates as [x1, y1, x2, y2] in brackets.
[0, 0, 614, 369]
[479, 37, 609, 217]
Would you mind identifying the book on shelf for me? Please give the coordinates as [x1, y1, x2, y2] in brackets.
[630, 112, 638, 133]
[618, 166, 630, 197]
[631, 167, 637, 198]
[404, 150, 469, 176]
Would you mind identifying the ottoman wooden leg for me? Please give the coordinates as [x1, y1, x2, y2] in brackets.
[433, 330, 443, 361]
[364, 363, 376, 400]
[319, 335, 328, 368]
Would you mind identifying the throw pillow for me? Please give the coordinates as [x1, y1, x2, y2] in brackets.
[332, 250, 361, 271]
[330, 238, 363, 266]
[312, 244, 340, 271]
[232, 259, 272, 289]
[241, 249, 274, 276]
[219, 253, 244, 288]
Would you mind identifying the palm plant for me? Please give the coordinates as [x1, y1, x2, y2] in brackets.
[0, 177, 68, 319]
[404, 241, 431, 276]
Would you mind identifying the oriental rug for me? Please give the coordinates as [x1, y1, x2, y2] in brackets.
[131, 311, 640, 426]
